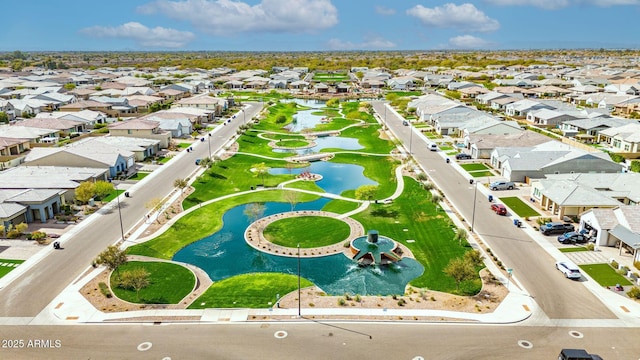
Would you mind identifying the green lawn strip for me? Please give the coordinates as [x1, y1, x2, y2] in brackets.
[110, 261, 195, 304]
[128, 172, 151, 181]
[252, 102, 310, 132]
[128, 190, 320, 259]
[311, 117, 359, 132]
[224, 90, 292, 102]
[102, 189, 125, 202]
[386, 91, 422, 97]
[275, 139, 310, 148]
[261, 132, 306, 141]
[336, 123, 395, 154]
[189, 273, 313, 309]
[351, 177, 481, 295]
[424, 133, 438, 139]
[283, 180, 325, 193]
[0, 259, 24, 278]
[460, 163, 490, 171]
[579, 263, 632, 287]
[158, 156, 171, 164]
[559, 247, 590, 253]
[177, 142, 192, 149]
[470, 171, 494, 178]
[184, 154, 295, 209]
[322, 199, 361, 214]
[263, 216, 351, 248]
[500, 197, 540, 217]
[439, 146, 454, 151]
[237, 131, 290, 158]
[330, 153, 398, 199]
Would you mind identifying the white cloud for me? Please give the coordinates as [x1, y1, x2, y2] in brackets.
[486, 0, 638, 9]
[327, 36, 396, 50]
[80, 22, 195, 48]
[448, 35, 493, 49]
[138, 0, 338, 35]
[406, 3, 499, 32]
[375, 6, 396, 15]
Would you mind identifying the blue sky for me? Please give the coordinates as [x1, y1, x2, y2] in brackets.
[3, 0, 640, 51]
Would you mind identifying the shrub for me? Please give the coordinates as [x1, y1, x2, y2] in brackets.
[98, 282, 112, 298]
[585, 243, 595, 251]
[354, 294, 362, 303]
[337, 298, 346, 306]
[7, 230, 22, 239]
[627, 287, 640, 299]
[397, 299, 406, 306]
[30, 231, 47, 240]
[634, 261, 640, 271]
[610, 259, 619, 270]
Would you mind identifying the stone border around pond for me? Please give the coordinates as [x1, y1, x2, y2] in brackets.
[244, 210, 364, 258]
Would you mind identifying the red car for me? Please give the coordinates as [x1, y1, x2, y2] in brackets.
[491, 203, 507, 215]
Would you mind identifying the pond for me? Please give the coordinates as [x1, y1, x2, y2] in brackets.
[273, 136, 363, 154]
[173, 201, 424, 296]
[270, 161, 376, 195]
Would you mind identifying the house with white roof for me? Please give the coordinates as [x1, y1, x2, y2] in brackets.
[505, 99, 554, 117]
[23, 138, 135, 179]
[526, 108, 578, 127]
[580, 206, 640, 258]
[491, 141, 623, 182]
[0, 124, 60, 144]
[467, 130, 550, 159]
[108, 118, 171, 148]
[91, 136, 160, 161]
[597, 122, 640, 153]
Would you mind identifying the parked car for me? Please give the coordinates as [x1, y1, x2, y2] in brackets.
[555, 261, 582, 280]
[489, 181, 515, 190]
[557, 232, 587, 244]
[558, 348, 603, 360]
[491, 203, 507, 215]
[455, 153, 472, 160]
[195, 158, 202, 165]
[402, 120, 409, 126]
[429, 143, 438, 151]
[540, 222, 575, 235]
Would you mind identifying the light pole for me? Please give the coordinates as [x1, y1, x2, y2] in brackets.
[207, 133, 212, 158]
[116, 190, 125, 243]
[242, 108, 245, 125]
[297, 243, 301, 317]
[409, 123, 413, 154]
[471, 180, 478, 232]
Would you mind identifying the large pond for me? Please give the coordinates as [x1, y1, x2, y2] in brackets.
[273, 136, 363, 154]
[284, 99, 326, 132]
[173, 200, 424, 295]
[269, 161, 375, 195]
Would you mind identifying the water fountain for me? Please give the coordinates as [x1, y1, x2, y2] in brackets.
[349, 230, 403, 266]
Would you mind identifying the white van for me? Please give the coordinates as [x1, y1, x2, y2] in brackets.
[429, 143, 438, 151]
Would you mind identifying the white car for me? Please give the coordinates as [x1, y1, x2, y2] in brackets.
[555, 261, 582, 280]
[429, 143, 438, 151]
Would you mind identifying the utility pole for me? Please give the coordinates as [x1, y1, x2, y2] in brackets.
[297, 243, 301, 317]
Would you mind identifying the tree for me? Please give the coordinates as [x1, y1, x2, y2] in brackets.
[174, 178, 188, 194]
[94, 245, 128, 279]
[284, 190, 298, 211]
[463, 250, 484, 268]
[453, 228, 468, 246]
[145, 198, 165, 224]
[244, 203, 266, 232]
[198, 157, 213, 168]
[118, 268, 150, 302]
[75, 181, 96, 204]
[63, 83, 76, 90]
[431, 194, 442, 206]
[355, 185, 378, 201]
[443, 258, 477, 291]
[253, 162, 270, 186]
[0, 111, 8, 123]
[93, 181, 114, 200]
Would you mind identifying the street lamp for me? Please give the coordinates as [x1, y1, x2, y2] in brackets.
[471, 180, 478, 232]
[207, 133, 212, 158]
[242, 108, 245, 125]
[297, 243, 301, 317]
[409, 123, 413, 154]
[116, 190, 125, 243]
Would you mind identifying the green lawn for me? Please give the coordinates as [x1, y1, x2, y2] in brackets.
[263, 216, 351, 248]
[158, 156, 172, 164]
[102, 189, 125, 202]
[559, 247, 590, 253]
[579, 263, 632, 287]
[0, 259, 24, 278]
[189, 273, 313, 309]
[500, 197, 540, 217]
[352, 177, 481, 295]
[321, 199, 361, 214]
[177, 142, 192, 149]
[470, 171, 494, 177]
[127, 191, 320, 259]
[460, 163, 489, 171]
[110, 261, 195, 304]
[275, 139, 310, 148]
[330, 153, 398, 200]
[128, 172, 151, 181]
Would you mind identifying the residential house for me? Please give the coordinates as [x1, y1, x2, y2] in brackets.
[0, 124, 60, 144]
[59, 100, 113, 114]
[559, 117, 630, 138]
[35, 110, 107, 127]
[108, 118, 171, 148]
[146, 116, 192, 138]
[0, 137, 30, 169]
[526, 108, 578, 127]
[17, 117, 85, 134]
[491, 141, 623, 182]
[23, 138, 135, 179]
[0, 189, 65, 224]
[580, 206, 640, 258]
[598, 122, 640, 154]
[92, 136, 160, 161]
[467, 130, 549, 159]
[505, 99, 554, 117]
